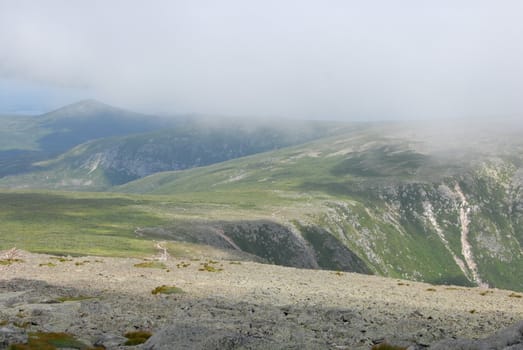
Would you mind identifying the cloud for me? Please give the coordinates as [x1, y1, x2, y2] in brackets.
[1, 0, 522, 119]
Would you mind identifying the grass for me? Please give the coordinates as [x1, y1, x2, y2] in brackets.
[50, 257, 73, 262]
[134, 261, 167, 269]
[38, 262, 56, 267]
[371, 343, 407, 350]
[151, 285, 184, 295]
[0, 191, 172, 258]
[2, 122, 523, 293]
[0, 258, 23, 266]
[8, 332, 100, 350]
[124, 331, 152, 346]
[56, 296, 96, 302]
[198, 261, 223, 272]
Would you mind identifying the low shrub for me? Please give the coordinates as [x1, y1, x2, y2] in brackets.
[151, 285, 184, 295]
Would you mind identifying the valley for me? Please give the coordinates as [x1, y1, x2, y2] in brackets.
[1, 101, 523, 349]
[0, 102, 522, 293]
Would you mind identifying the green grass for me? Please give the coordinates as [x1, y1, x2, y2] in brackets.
[8, 332, 96, 350]
[151, 285, 184, 295]
[371, 344, 407, 350]
[0, 258, 24, 266]
[56, 296, 96, 302]
[2, 121, 523, 292]
[123, 331, 152, 346]
[0, 191, 171, 257]
[134, 261, 167, 269]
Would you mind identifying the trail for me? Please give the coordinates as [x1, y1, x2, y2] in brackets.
[454, 183, 488, 288]
[154, 241, 170, 261]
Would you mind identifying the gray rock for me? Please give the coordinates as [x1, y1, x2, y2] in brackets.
[143, 322, 253, 350]
[0, 326, 28, 347]
[143, 321, 320, 350]
[94, 333, 128, 348]
[430, 321, 523, 350]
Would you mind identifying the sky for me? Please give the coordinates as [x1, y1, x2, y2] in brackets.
[0, 0, 522, 120]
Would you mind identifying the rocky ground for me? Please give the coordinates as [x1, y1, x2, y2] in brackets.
[1, 249, 523, 349]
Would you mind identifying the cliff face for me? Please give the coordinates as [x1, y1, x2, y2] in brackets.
[310, 159, 523, 290]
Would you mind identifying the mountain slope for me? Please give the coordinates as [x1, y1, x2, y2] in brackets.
[0, 100, 175, 178]
[34, 99, 174, 154]
[0, 120, 345, 190]
[117, 121, 523, 291]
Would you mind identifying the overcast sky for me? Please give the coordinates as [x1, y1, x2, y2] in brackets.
[1, 1, 522, 120]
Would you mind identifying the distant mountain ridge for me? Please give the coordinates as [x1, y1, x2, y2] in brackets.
[0, 100, 175, 178]
[28, 99, 175, 154]
[116, 121, 523, 291]
[2, 101, 523, 292]
[0, 100, 343, 188]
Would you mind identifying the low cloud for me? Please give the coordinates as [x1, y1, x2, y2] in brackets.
[1, 0, 522, 120]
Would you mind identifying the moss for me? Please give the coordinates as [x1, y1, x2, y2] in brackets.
[151, 285, 184, 295]
[0, 258, 24, 266]
[176, 261, 190, 268]
[50, 257, 73, 262]
[13, 321, 31, 329]
[198, 262, 222, 272]
[9, 332, 91, 349]
[56, 296, 95, 302]
[124, 330, 152, 346]
[371, 343, 407, 350]
[134, 261, 167, 269]
[39, 262, 56, 267]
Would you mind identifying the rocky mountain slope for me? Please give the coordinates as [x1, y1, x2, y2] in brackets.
[117, 121, 523, 291]
[1, 101, 522, 292]
[1, 250, 522, 349]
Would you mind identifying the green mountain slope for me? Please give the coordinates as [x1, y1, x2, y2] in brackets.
[0, 100, 175, 178]
[116, 121, 523, 291]
[0, 120, 342, 190]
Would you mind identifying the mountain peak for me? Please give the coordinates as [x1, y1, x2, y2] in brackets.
[41, 99, 119, 118]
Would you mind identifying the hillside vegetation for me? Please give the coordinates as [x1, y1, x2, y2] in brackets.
[0, 120, 341, 190]
[2, 101, 523, 292]
[118, 121, 523, 291]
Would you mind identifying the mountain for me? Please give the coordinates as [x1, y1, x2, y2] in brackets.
[0, 119, 343, 190]
[0, 100, 175, 178]
[116, 120, 523, 291]
[34, 99, 174, 154]
[2, 102, 523, 291]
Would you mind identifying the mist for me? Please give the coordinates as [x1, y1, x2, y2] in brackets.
[1, 1, 522, 120]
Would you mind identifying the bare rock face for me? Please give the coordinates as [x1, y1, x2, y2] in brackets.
[0, 326, 28, 348]
[429, 320, 523, 350]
